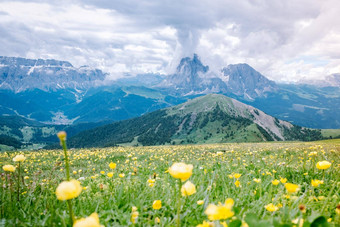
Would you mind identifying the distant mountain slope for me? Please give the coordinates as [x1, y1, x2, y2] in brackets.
[66, 94, 322, 148]
[0, 115, 110, 150]
[0, 56, 106, 92]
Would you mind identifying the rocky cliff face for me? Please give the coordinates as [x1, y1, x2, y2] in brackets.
[156, 54, 277, 99]
[221, 63, 278, 100]
[0, 56, 106, 92]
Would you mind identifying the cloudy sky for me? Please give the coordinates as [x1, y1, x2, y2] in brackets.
[0, 0, 340, 82]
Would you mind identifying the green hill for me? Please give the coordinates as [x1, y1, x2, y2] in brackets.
[65, 94, 323, 148]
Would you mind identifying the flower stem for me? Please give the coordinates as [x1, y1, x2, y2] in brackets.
[17, 162, 20, 202]
[176, 180, 182, 227]
[67, 200, 75, 225]
[61, 140, 70, 181]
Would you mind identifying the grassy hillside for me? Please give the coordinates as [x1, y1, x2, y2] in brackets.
[65, 94, 323, 148]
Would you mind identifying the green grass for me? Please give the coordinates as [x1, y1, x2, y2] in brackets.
[321, 129, 340, 139]
[0, 141, 339, 226]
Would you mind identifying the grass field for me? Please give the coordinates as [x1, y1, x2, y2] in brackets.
[1, 139, 339, 226]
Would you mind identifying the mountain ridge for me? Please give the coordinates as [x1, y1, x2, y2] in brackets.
[64, 94, 323, 148]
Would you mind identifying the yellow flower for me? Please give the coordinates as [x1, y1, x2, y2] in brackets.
[233, 173, 241, 179]
[56, 180, 82, 200]
[109, 162, 116, 169]
[316, 161, 331, 170]
[155, 217, 160, 224]
[2, 164, 16, 172]
[234, 180, 240, 187]
[169, 162, 193, 181]
[119, 173, 125, 178]
[152, 200, 162, 210]
[131, 206, 139, 223]
[272, 179, 280, 185]
[181, 181, 196, 196]
[73, 212, 103, 227]
[13, 154, 26, 162]
[285, 183, 299, 193]
[197, 200, 204, 205]
[280, 178, 287, 184]
[100, 171, 105, 175]
[311, 179, 323, 187]
[336, 204, 340, 215]
[205, 199, 234, 221]
[107, 172, 114, 178]
[253, 178, 261, 183]
[57, 131, 67, 142]
[196, 221, 214, 227]
[265, 203, 279, 212]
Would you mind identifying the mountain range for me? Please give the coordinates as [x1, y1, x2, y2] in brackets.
[1, 54, 340, 149]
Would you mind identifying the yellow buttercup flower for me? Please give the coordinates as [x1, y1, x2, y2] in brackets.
[280, 178, 287, 184]
[234, 180, 241, 187]
[233, 173, 241, 179]
[272, 179, 280, 185]
[57, 131, 67, 142]
[73, 212, 103, 227]
[253, 178, 261, 183]
[107, 172, 114, 178]
[13, 154, 26, 162]
[204, 199, 234, 221]
[3, 164, 16, 172]
[169, 162, 193, 181]
[265, 203, 279, 212]
[285, 183, 299, 193]
[316, 161, 331, 170]
[152, 200, 162, 210]
[56, 180, 82, 200]
[119, 173, 125, 178]
[311, 179, 323, 187]
[196, 221, 214, 227]
[109, 162, 116, 169]
[197, 200, 204, 205]
[181, 181, 196, 196]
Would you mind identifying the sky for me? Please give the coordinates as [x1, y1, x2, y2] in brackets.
[0, 0, 340, 83]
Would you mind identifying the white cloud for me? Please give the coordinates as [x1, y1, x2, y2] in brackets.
[0, 0, 340, 82]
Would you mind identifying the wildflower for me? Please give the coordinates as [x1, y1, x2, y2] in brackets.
[73, 212, 103, 227]
[57, 131, 67, 142]
[197, 221, 214, 227]
[272, 179, 280, 185]
[253, 178, 261, 183]
[100, 171, 105, 175]
[13, 154, 26, 162]
[233, 173, 241, 179]
[205, 199, 234, 221]
[169, 162, 193, 181]
[131, 206, 139, 224]
[336, 204, 340, 215]
[107, 172, 113, 178]
[181, 181, 196, 196]
[299, 204, 306, 213]
[152, 200, 162, 210]
[234, 180, 241, 187]
[280, 178, 287, 184]
[155, 217, 160, 224]
[197, 200, 204, 205]
[265, 203, 279, 212]
[311, 179, 323, 187]
[285, 183, 299, 193]
[119, 173, 125, 178]
[2, 165, 16, 172]
[56, 180, 82, 200]
[73, 171, 77, 175]
[316, 161, 331, 170]
[109, 162, 116, 169]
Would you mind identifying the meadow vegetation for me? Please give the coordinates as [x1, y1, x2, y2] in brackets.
[1, 136, 339, 226]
